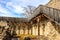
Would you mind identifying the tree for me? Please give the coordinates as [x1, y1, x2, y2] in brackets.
[23, 5, 36, 18]
[23, 5, 36, 34]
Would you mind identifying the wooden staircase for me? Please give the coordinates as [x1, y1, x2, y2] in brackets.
[40, 5, 60, 25]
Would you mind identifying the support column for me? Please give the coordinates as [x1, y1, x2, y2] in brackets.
[28, 23, 29, 34]
[31, 21, 33, 35]
[37, 18, 40, 35]
[19, 24, 21, 34]
[42, 24, 45, 35]
[25, 25, 28, 34]
[18, 25, 20, 34]
[20, 23, 24, 34]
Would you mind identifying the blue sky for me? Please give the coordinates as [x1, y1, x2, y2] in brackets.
[0, 0, 50, 18]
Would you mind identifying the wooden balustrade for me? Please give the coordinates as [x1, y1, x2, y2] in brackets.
[40, 5, 60, 25]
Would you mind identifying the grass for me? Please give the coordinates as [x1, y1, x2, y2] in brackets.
[16, 34, 37, 40]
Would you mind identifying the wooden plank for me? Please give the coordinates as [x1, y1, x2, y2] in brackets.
[42, 14, 60, 26]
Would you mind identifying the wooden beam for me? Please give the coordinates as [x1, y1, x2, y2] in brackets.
[42, 14, 60, 26]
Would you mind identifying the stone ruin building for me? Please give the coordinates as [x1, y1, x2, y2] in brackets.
[0, 0, 60, 40]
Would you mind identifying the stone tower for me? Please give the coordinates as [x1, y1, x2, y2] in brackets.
[46, 0, 60, 9]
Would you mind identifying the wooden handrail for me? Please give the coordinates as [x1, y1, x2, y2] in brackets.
[39, 5, 60, 25]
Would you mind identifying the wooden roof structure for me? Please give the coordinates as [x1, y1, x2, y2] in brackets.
[0, 16, 28, 22]
[0, 0, 60, 24]
[33, 8, 60, 25]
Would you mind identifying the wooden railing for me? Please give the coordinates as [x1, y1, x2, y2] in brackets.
[40, 5, 60, 25]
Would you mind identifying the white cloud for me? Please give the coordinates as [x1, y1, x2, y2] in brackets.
[0, 0, 50, 18]
[12, 5, 24, 13]
[0, 6, 11, 14]
[6, 2, 25, 14]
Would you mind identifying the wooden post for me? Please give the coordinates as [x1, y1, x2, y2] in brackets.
[37, 17, 40, 35]
[18, 24, 20, 34]
[31, 21, 33, 35]
[28, 23, 29, 34]
[42, 24, 45, 35]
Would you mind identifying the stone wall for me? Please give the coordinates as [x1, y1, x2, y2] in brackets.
[39, 19, 60, 40]
[0, 21, 7, 27]
[0, 19, 60, 40]
[46, 0, 60, 9]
